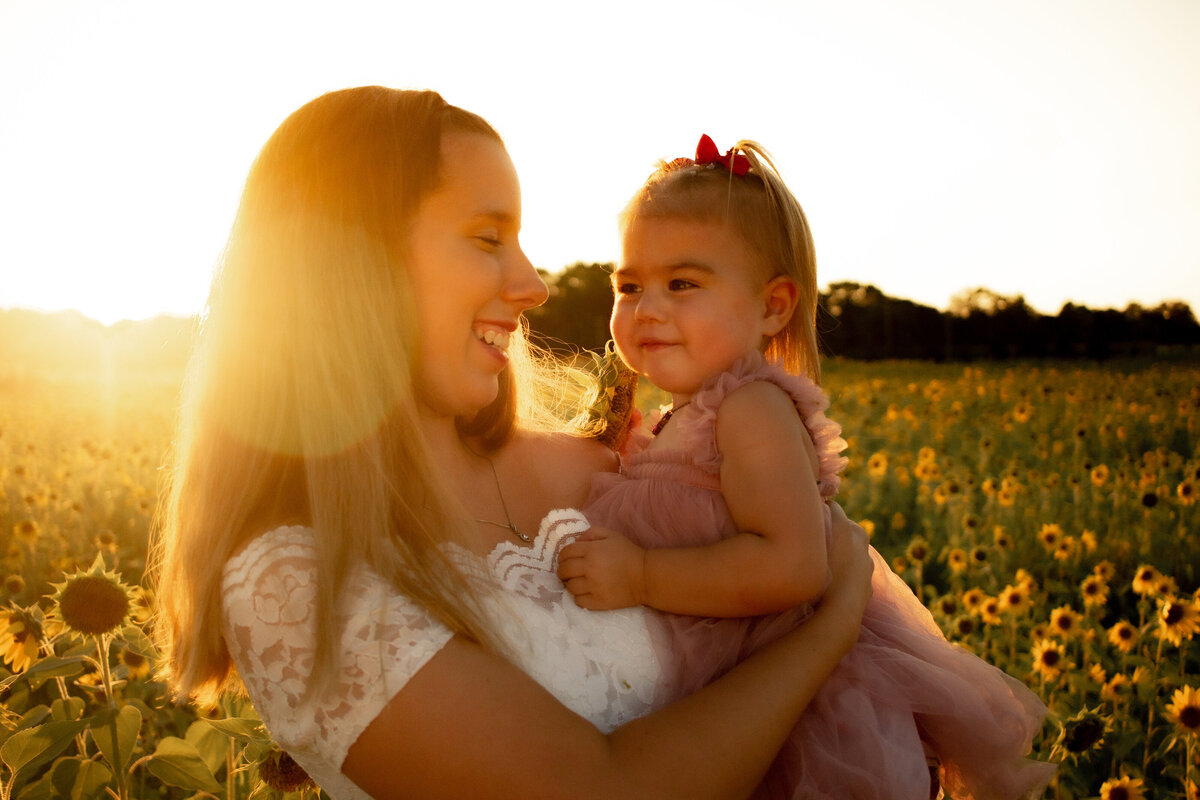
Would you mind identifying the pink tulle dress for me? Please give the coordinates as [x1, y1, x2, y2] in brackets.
[583, 354, 1055, 800]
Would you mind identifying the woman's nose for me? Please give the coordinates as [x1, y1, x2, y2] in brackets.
[503, 245, 549, 310]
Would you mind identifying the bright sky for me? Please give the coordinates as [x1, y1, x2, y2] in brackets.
[1, 0, 1197, 325]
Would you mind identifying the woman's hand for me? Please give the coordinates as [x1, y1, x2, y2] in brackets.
[822, 502, 873, 628]
[557, 527, 647, 610]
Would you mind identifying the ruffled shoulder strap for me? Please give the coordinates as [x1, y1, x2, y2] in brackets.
[681, 353, 848, 497]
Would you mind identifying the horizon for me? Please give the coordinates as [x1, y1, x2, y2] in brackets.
[3, 274, 1194, 329]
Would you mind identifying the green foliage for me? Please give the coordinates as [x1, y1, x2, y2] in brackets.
[2, 356, 1198, 798]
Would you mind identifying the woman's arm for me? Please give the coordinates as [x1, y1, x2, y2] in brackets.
[559, 381, 828, 616]
[341, 515, 872, 800]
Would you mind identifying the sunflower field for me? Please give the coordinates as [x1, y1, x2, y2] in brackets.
[1, 357, 1198, 799]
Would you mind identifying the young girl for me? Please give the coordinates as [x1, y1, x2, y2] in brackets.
[558, 135, 1056, 800]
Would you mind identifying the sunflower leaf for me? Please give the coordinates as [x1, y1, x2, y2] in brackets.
[88, 704, 142, 773]
[0, 720, 86, 778]
[144, 736, 223, 793]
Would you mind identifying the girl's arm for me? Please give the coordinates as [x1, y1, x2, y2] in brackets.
[560, 380, 828, 616]
[341, 514, 871, 800]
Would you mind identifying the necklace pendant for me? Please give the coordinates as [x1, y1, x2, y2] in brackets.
[510, 524, 533, 544]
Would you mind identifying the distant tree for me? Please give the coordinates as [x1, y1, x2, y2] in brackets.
[526, 262, 614, 353]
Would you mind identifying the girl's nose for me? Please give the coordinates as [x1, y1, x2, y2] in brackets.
[503, 245, 549, 310]
[633, 289, 666, 322]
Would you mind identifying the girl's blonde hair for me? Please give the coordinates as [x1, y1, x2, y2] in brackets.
[152, 87, 575, 707]
[620, 141, 821, 382]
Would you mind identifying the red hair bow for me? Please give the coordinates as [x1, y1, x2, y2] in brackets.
[694, 134, 750, 176]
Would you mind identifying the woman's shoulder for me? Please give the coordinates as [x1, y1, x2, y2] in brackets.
[511, 429, 619, 475]
[224, 525, 317, 591]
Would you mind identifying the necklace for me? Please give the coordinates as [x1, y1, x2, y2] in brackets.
[465, 445, 532, 543]
[651, 402, 691, 436]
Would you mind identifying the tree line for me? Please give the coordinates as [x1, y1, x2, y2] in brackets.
[526, 263, 1200, 361]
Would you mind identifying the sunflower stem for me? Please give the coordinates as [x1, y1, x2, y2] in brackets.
[95, 633, 129, 800]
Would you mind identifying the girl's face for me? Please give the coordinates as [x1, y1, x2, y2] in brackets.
[406, 133, 547, 420]
[611, 216, 792, 406]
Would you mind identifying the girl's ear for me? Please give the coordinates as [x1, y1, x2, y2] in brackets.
[761, 275, 799, 337]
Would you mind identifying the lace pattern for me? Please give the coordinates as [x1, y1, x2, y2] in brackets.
[222, 510, 666, 799]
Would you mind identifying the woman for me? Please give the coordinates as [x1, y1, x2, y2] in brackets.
[153, 86, 873, 799]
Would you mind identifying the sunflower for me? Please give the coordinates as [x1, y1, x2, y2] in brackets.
[1091, 464, 1111, 487]
[979, 596, 1003, 627]
[1037, 523, 1063, 552]
[1049, 606, 1084, 639]
[0, 607, 43, 673]
[945, 549, 968, 573]
[1157, 596, 1200, 647]
[867, 452, 888, 478]
[998, 583, 1032, 615]
[258, 748, 315, 793]
[1131, 564, 1162, 596]
[1156, 574, 1180, 597]
[1015, 568, 1038, 591]
[1101, 673, 1130, 703]
[11, 519, 39, 546]
[3, 575, 25, 596]
[1094, 560, 1116, 582]
[1107, 621, 1139, 654]
[1165, 685, 1200, 737]
[1099, 775, 1145, 800]
[1012, 402, 1033, 424]
[891, 512, 907, 531]
[1032, 638, 1070, 680]
[1053, 706, 1110, 762]
[118, 647, 151, 680]
[45, 554, 134, 639]
[933, 594, 959, 617]
[1079, 529, 1097, 553]
[905, 538, 931, 566]
[128, 585, 155, 625]
[1081, 575, 1110, 608]
[962, 587, 986, 612]
[1179, 479, 1198, 506]
[1053, 537, 1076, 562]
[993, 526, 1012, 550]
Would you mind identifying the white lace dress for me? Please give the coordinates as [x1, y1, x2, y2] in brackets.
[221, 508, 668, 799]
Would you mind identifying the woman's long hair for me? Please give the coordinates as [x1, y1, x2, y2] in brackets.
[620, 142, 821, 383]
[153, 87, 560, 706]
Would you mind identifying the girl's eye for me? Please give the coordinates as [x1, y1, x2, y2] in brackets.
[668, 278, 697, 291]
[614, 282, 641, 295]
[475, 234, 502, 249]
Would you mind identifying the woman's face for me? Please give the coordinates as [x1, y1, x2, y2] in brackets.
[406, 132, 548, 420]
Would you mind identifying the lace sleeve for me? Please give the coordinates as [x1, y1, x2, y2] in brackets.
[222, 526, 454, 791]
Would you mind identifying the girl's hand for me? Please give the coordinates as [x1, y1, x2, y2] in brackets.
[557, 527, 647, 610]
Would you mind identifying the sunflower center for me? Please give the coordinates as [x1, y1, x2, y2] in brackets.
[1042, 650, 1060, 667]
[59, 575, 130, 636]
[1180, 706, 1200, 730]
[1162, 604, 1183, 625]
[1064, 718, 1105, 752]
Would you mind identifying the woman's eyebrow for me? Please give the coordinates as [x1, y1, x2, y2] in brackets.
[469, 210, 519, 227]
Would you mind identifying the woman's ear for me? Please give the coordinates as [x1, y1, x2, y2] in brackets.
[761, 275, 799, 337]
